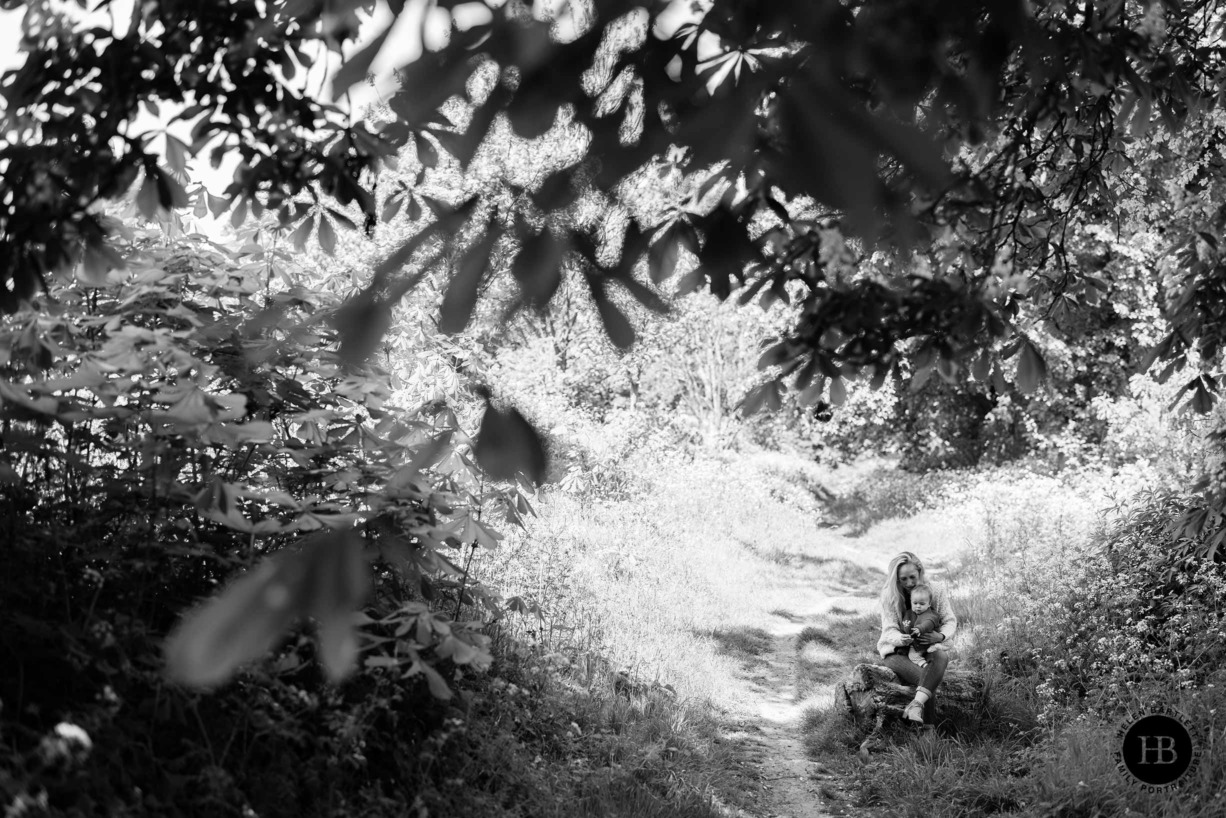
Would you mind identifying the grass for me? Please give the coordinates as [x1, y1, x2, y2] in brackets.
[4, 439, 867, 818]
[470, 446, 838, 705]
[460, 445, 1018, 817]
[426, 641, 760, 818]
[798, 613, 879, 656]
[794, 614, 880, 698]
[801, 703, 861, 757]
[842, 685, 1226, 818]
[703, 626, 774, 663]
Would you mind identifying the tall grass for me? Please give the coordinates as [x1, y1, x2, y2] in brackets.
[471, 447, 834, 706]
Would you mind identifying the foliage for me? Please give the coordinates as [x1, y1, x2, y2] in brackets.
[1090, 374, 1214, 474]
[497, 284, 793, 451]
[0, 617, 744, 818]
[805, 218, 1174, 469]
[11, 0, 1226, 812]
[993, 490, 1226, 715]
[635, 292, 786, 447]
[0, 0, 392, 309]
[0, 222, 530, 705]
[10, 0, 1226, 524]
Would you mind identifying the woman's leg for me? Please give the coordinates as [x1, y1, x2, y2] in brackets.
[881, 654, 921, 686]
[919, 649, 949, 691]
[918, 650, 950, 722]
[882, 653, 947, 723]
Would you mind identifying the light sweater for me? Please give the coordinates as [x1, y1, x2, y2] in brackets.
[876, 582, 958, 659]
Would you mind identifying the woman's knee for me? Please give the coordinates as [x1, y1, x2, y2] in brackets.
[882, 655, 920, 684]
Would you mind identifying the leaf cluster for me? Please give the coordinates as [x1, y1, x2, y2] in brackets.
[0, 224, 532, 702]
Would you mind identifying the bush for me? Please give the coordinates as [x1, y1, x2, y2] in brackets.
[990, 490, 1226, 715]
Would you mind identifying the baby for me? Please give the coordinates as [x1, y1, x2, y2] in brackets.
[902, 584, 945, 667]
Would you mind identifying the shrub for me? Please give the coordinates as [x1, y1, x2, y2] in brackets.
[993, 490, 1226, 715]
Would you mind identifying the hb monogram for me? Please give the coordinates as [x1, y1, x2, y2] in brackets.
[1136, 735, 1178, 765]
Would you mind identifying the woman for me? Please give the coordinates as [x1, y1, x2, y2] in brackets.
[877, 551, 957, 724]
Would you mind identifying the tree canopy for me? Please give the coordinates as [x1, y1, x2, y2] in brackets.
[6, 0, 1225, 400]
[5, 0, 1226, 684]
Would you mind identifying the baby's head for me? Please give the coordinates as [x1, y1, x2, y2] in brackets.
[910, 584, 932, 614]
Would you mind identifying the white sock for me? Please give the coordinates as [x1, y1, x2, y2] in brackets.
[913, 687, 931, 706]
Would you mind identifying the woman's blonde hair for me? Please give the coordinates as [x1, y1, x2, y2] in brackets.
[880, 551, 926, 626]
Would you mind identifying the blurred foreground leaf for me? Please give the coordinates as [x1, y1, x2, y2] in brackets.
[474, 402, 548, 485]
[164, 531, 370, 688]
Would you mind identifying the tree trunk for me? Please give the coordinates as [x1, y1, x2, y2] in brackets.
[837, 663, 988, 756]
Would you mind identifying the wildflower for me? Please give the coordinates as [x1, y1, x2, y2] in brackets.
[37, 722, 93, 766]
[55, 722, 91, 747]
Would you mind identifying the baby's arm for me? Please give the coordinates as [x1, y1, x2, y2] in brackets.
[910, 612, 940, 635]
[911, 611, 945, 652]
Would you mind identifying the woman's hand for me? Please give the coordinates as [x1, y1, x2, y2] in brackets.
[914, 632, 945, 647]
[897, 635, 913, 647]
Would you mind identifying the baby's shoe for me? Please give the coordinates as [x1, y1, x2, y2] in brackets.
[903, 700, 925, 724]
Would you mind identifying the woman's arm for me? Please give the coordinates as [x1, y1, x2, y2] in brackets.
[878, 605, 909, 648]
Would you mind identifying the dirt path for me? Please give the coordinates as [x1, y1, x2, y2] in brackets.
[719, 583, 882, 818]
[705, 470, 976, 818]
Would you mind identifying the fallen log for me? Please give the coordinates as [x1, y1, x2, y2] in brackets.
[837, 663, 988, 756]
